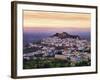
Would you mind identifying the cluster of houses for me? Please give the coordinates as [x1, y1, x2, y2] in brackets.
[23, 36, 91, 64]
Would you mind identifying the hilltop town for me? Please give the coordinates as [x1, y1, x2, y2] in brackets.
[23, 32, 91, 69]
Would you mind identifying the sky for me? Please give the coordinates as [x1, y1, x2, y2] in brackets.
[23, 10, 91, 32]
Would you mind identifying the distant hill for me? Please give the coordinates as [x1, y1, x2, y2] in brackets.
[51, 32, 80, 39]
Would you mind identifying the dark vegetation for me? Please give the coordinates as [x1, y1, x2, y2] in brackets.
[23, 58, 91, 69]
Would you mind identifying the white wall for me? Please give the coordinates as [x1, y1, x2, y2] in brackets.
[0, 0, 100, 80]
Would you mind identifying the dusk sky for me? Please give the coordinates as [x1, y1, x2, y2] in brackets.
[23, 11, 91, 32]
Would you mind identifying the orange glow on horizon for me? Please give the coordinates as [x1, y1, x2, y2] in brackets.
[23, 11, 91, 29]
